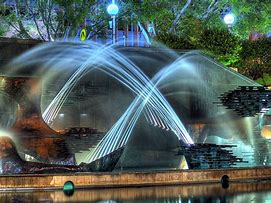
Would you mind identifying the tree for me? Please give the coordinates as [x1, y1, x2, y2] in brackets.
[238, 37, 271, 80]
[1, 0, 58, 40]
[0, 0, 109, 41]
[198, 28, 242, 66]
[124, 0, 193, 34]
[0, 3, 9, 37]
[54, 0, 109, 40]
[1, 0, 270, 42]
[121, 0, 230, 46]
[229, 0, 271, 39]
[124, 0, 270, 42]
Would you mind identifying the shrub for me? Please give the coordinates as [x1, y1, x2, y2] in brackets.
[198, 29, 242, 66]
[238, 37, 271, 80]
[155, 33, 196, 50]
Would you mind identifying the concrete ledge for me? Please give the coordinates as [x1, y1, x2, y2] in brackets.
[1, 166, 271, 191]
[0, 37, 43, 44]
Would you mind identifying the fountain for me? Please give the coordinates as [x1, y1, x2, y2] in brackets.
[0, 40, 270, 174]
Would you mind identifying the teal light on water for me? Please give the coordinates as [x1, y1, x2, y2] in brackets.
[63, 181, 75, 196]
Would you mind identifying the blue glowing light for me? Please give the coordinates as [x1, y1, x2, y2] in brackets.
[223, 13, 235, 25]
[107, 3, 119, 15]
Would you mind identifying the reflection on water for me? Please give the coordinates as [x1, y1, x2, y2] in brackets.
[1, 181, 271, 202]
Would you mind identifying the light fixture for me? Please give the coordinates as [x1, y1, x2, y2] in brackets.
[107, 3, 119, 16]
[223, 13, 235, 25]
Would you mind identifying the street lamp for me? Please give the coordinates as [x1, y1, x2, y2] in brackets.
[107, 0, 119, 44]
[223, 13, 235, 29]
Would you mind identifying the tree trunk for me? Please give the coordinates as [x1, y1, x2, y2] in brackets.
[138, 21, 152, 45]
[201, 0, 220, 19]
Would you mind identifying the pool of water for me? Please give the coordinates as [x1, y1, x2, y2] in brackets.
[1, 180, 271, 202]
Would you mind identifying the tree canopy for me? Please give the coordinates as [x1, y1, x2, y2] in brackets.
[0, 0, 109, 40]
[123, 0, 270, 40]
[0, 0, 270, 82]
[0, 0, 270, 40]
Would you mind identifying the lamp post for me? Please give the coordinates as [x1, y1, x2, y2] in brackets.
[107, 0, 119, 44]
[223, 13, 235, 31]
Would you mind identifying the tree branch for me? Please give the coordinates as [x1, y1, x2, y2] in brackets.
[26, 0, 46, 40]
[201, 0, 220, 19]
[14, 0, 32, 38]
[169, 0, 192, 33]
[138, 21, 152, 45]
[37, 0, 51, 41]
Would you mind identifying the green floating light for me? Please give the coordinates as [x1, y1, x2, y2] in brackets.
[63, 181, 75, 196]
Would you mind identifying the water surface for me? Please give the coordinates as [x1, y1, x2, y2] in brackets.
[1, 181, 271, 202]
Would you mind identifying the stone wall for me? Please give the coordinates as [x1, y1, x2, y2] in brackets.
[1, 180, 271, 202]
[0, 167, 271, 191]
[0, 37, 41, 68]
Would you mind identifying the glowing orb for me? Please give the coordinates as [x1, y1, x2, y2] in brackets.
[107, 4, 119, 15]
[224, 13, 235, 25]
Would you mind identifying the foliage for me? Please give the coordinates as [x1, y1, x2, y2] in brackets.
[124, 0, 223, 35]
[238, 37, 271, 80]
[155, 33, 196, 50]
[1, 0, 269, 41]
[173, 15, 204, 45]
[198, 28, 242, 66]
[125, 0, 179, 32]
[229, 0, 271, 39]
[0, 0, 109, 40]
[0, 7, 7, 36]
[0, 25, 6, 37]
[124, 0, 270, 40]
[156, 27, 242, 67]
[256, 74, 271, 86]
[0, 4, 13, 37]
[159, 28, 270, 80]
[0, 0, 269, 83]
[53, 0, 108, 38]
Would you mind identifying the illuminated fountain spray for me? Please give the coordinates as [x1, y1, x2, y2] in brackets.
[6, 42, 194, 163]
[4, 40, 269, 170]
